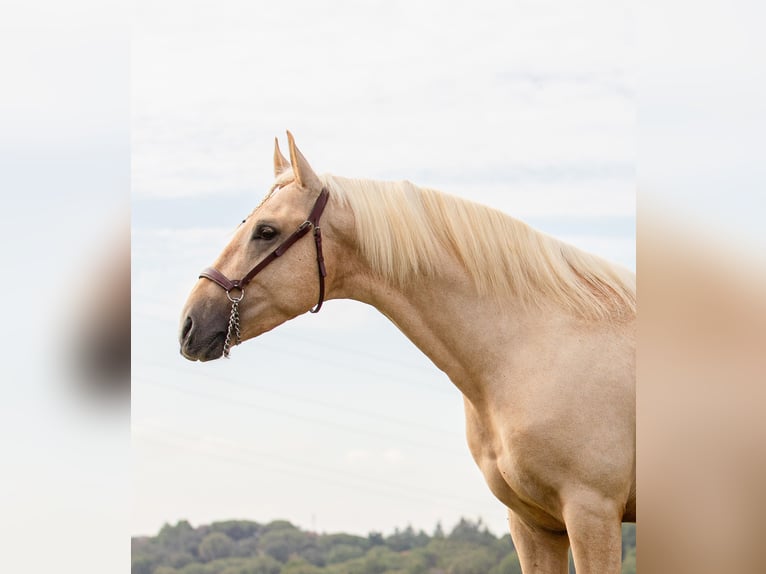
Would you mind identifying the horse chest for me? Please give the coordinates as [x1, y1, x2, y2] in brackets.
[464, 403, 566, 531]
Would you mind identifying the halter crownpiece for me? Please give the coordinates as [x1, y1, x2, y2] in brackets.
[199, 187, 330, 357]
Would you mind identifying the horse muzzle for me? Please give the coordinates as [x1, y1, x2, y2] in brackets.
[179, 311, 227, 361]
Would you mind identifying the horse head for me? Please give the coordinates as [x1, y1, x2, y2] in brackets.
[179, 132, 335, 361]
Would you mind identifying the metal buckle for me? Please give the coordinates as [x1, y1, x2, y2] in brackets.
[226, 287, 244, 303]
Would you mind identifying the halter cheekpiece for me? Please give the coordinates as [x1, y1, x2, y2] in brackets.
[199, 187, 330, 358]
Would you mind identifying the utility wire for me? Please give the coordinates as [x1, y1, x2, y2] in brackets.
[134, 307, 451, 393]
[135, 376, 468, 456]
[141, 359, 459, 437]
[135, 423, 491, 512]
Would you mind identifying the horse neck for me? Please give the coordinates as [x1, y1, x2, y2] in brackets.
[326, 211, 547, 404]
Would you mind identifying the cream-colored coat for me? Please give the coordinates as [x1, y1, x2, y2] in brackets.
[180, 133, 636, 573]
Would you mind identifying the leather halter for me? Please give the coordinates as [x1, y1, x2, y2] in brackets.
[199, 187, 330, 313]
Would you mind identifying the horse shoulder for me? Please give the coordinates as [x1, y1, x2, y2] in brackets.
[461, 319, 635, 528]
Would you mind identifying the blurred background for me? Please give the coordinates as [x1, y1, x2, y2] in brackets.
[1, 0, 763, 573]
[0, 0, 130, 572]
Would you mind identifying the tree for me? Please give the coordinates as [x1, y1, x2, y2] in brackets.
[210, 520, 261, 541]
[234, 536, 261, 558]
[199, 532, 235, 562]
[248, 555, 286, 574]
[132, 514, 549, 574]
[489, 552, 522, 574]
[298, 544, 325, 567]
[621, 524, 636, 559]
[368, 531, 385, 546]
[446, 546, 497, 574]
[260, 527, 310, 563]
[401, 546, 438, 574]
[433, 521, 445, 539]
[217, 556, 281, 574]
[326, 543, 365, 564]
[318, 533, 370, 552]
[448, 518, 496, 546]
[621, 547, 636, 574]
[157, 520, 198, 554]
[131, 555, 155, 574]
[281, 557, 322, 574]
[386, 525, 418, 552]
[167, 552, 195, 569]
[363, 546, 405, 574]
[261, 520, 298, 535]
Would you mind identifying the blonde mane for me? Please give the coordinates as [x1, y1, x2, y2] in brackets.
[320, 174, 635, 321]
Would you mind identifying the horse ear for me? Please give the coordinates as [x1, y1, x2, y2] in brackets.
[286, 130, 321, 190]
[273, 137, 290, 177]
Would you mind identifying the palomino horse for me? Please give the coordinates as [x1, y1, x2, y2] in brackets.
[179, 132, 636, 573]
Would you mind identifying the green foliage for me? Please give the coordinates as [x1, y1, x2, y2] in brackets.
[432, 522, 445, 539]
[621, 524, 636, 559]
[281, 557, 322, 574]
[488, 552, 522, 574]
[261, 520, 299, 535]
[318, 532, 370, 563]
[210, 521, 262, 541]
[361, 546, 404, 573]
[448, 517, 497, 547]
[445, 545, 497, 574]
[325, 544, 365, 565]
[158, 520, 198, 554]
[385, 525, 429, 552]
[400, 546, 437, 574]
[168, 552, 196, 568]
[234, 537, 262, 558]
[132, 516, 637, 574]
[199, 532, 236, 562]
[366, 532, 384, 547]
[259, 527, 312, 563]
[131, 555, 155, 574]
[241, 555, 282, 574]
[621, 546, 636, 574]
[210, 556, 282, 574]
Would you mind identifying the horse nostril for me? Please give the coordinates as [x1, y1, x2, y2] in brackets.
[181, 315, 193, 342]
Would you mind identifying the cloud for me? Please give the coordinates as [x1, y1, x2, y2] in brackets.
[131, 0, 633, 200]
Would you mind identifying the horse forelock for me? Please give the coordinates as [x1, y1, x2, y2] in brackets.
[319, 173, 635, 322]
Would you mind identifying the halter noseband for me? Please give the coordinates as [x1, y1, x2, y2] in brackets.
[199, 187, 330, 357]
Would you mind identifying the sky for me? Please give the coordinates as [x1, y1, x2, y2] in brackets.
[3, 1, 765, 573]
[131, 0, 635, 539]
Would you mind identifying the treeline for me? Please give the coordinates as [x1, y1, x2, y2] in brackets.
[132, 517, 636, 574]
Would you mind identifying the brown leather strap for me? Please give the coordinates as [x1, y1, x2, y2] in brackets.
[310, 225, 326, 313]
[199, 267, 239, 291]
[239, 220, 313, 286]
[199, 187, 330, 313]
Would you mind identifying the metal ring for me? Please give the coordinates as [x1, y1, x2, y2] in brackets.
[226, 287, 244, 302]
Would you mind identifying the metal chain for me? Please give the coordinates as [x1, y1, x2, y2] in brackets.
[223, 299, 241, 358]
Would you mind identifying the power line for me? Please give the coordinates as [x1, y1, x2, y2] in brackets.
[135, 376, 468, 457]
[141, 359, 459, 437]
[134, 423, 492, 512]
[278, 328, 433, 374]
[133, 308, 452, 394]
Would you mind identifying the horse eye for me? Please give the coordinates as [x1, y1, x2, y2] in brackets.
[253, 225, 278, 241]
